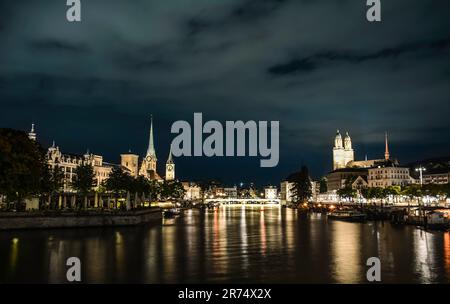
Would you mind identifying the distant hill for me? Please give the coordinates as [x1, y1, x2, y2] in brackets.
[406, 156, 450, 177]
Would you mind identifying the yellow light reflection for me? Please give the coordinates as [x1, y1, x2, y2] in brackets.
[444, 233, 450, 279]
[9, 237, 19, 275]
[331, 222, 362, 283]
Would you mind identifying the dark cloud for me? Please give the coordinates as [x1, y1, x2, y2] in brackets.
[29, 39, 89, 53]
[185, 0, 288, 36]
[230, 0, 288, 22]
[268, 37, 450, 76]
[1, 0, 450, 184]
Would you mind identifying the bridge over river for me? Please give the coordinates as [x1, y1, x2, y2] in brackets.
[204, 198, 280, 205]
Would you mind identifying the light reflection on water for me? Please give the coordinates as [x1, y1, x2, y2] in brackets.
[0, 206, 449, 283]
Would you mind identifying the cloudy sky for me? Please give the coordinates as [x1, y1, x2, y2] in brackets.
[1, 0, 449, 185]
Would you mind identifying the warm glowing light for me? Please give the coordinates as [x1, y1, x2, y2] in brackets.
[329, 205, 336, 210]
[12, 238, 19, 244]
[318, 204, 322, 207]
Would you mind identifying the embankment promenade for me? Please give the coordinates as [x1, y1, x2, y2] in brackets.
[0, 208, 162, 230]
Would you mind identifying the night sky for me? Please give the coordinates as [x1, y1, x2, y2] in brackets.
[1, 0, 450, 185]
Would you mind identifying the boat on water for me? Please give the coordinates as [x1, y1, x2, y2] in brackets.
[327, 210, 367, 222]
[163, 208, 181, 218]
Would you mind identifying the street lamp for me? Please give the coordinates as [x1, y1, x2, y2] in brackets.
[415, 166, 426, 186]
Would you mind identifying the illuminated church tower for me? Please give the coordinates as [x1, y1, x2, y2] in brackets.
[28, 123, 37, 141]
[333, 130, 354, 170]
[343, 132, 355, 166]
[384, 132, 390, 160]
[165, 147, 175, 181]
[139, 115, 161, 180]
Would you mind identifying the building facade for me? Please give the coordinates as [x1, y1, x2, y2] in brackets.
[46, 143, 115, 192]
[182, 182, 201, 200]
[224, 186, 238, 199]
[264, 186, 278, 200]
[326, 168, 369, 191]
[28, 116, 175, 193]
[280, 178, 317, 206]
[423, 170, 450, 185]
[368, 162, 412, 187]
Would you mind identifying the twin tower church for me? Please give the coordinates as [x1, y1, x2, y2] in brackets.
[28, 116, 175, 193]
[332, 129, 391, 171]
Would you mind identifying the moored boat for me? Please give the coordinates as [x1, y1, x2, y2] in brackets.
[327, 210, 367, 222]
[163, 208, 181, 218]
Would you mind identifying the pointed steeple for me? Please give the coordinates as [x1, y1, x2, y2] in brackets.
[344, 131, 352, 150]
[146, 115, 157, 159]
[28, 123, 37, 141]
[334, 129, 343, 148]
[166, 145, 174, 164]
[84, 148, 91, 158]
[165, 144, 175, 181]
[384, 131, 390, 160]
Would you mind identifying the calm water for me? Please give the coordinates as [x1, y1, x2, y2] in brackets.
[1, 206, 449, 283]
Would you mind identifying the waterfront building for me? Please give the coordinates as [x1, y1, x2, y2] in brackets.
[326, 167, 369, 191]
[280, 170, 316, 206]
[224, 186, 238, 199]
[28, 117, 173, 193]
[352, 176, 369, 190]
[367, 160, 413, 187]
[280, 180, 293, 206]
[120, 152, 139, 177]
[46, 142, 115, 192]
[422, 169, 450, 185]
[326, 130, 412, 190]
[408, 156, 450, 185]
[182, 182, 201, 200]
[264, 186, 278, 200]
[280, 179, 317, 206]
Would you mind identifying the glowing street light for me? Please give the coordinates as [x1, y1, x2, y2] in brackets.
[415, 166, 426, 186]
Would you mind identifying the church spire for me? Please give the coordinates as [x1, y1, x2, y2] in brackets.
[146, 115, 157, 159]
[384, 131, 390, 160]
[166, 145, 174, 164]
[28, 123, 36, 141]
[165, 144, 175, 181]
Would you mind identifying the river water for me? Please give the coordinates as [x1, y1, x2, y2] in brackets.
[1, 206, 449, 283]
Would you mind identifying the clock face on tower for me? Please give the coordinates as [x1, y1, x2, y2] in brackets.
[146, 156, 152, 162]
[167, 165, 173, 171]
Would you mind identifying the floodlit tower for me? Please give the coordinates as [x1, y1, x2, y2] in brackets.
[28, 123, 37, 141]
[384, 132, 390, 160]
[165, 146, 175, 181]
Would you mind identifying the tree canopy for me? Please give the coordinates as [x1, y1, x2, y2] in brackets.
[290, 166, 312, 205]
[0, 128, 46, 203]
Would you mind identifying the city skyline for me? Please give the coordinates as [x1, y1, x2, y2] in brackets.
[17, 120, 441, 187]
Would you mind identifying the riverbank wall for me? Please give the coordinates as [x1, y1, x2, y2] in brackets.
[0, 208, 162, 230]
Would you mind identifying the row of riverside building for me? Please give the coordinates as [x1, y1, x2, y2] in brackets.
[280, 130, 450, 205]
[26, 118, 201, 200]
